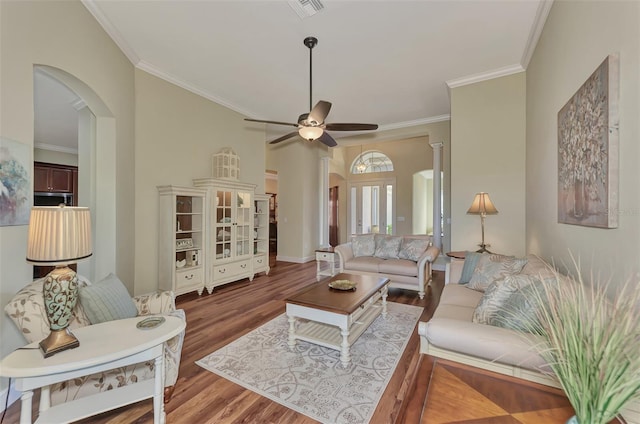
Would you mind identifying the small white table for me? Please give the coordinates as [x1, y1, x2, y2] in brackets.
[315, 248, 338, 281]
[0, 315, 185, 424]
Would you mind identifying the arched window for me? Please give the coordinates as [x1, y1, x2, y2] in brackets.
[351, 150, 394, 174]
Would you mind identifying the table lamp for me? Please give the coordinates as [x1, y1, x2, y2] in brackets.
[466, 192, 498, 253]
[26, 205, 92, 357]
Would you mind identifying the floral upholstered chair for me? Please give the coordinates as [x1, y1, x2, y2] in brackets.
[4, 274, 186, 405]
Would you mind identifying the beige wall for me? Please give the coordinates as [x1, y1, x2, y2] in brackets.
[34, 148, 78, 167]
[526, 0, 640, 281]
[0, 0, 135, 377]
[134, 70, 266, 294]
[451, 72, 527, 256]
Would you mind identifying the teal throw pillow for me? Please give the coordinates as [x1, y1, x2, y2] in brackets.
[459, 251, 483, 284]
[79, 273, 138, 324]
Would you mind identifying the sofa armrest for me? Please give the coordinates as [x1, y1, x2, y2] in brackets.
[446, 258, 464, 284]
[334, 242, 354, 272]
[133, 291, 176, 316]
[416, 245, 440, 286]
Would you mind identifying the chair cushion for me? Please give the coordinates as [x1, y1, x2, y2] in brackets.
[79, 273, 138, 324]
[343, 256, 383, 272]
[378, 259, 419, 277]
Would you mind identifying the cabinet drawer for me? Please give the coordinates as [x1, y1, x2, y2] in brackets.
[253, 255, 267, 269]
[316, 252, 335, 261]
[176, 267, 203, 287]
[213, 260, 251, 279]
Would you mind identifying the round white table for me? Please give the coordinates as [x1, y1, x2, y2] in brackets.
[0, 315, 185, 424]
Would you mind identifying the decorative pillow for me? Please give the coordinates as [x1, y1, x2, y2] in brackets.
[472, 274, 538, 325]
[459, 251, 484, 284]
[467, 254, 528, 292]
[374, 236, 402, 259]
[352, 234, 375, 257]
[79, 273, 138, 324]
[398, 238, 430, 262]
[493, 279, 546, 334]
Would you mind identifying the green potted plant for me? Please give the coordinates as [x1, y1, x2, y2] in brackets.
[515, 259, 640, 424]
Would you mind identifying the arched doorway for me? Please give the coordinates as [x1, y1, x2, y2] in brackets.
[34, 65, 116, 282]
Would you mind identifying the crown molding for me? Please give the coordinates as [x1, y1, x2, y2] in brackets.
[446, 64, 525, 89]
[81, 0, 140, 65]
[34, 143, 78, 155]
[521, 0, 554, 67]
[136, 60, 257, 119]
[377, 114, 451, 132]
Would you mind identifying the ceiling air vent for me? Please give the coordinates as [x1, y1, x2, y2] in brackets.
[288, 0, 324, 19]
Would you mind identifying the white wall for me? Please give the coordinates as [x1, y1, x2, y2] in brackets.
[526, 0, 640, 281]
[451, 72, 527, 256]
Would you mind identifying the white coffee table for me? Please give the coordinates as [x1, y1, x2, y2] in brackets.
[286, 273, 389, 367]
[0, 315, 185, 424]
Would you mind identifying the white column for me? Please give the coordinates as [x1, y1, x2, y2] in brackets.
[319, 157, 330, 248]
[429, 142, 443, 249]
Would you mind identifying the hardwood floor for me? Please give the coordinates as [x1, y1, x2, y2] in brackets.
[3, 261, 583, 423]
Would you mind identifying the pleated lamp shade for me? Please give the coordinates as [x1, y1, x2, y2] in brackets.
[26, 206, 92, 265]
[467, 192, 499, 215]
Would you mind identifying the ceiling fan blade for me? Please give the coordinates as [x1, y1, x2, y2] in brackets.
[324, 123, 379, 131]
[317, 131, 337, 147]
[245, 118, 299, 128]
[269, 131, 299, 145]
[308, 101, 332, 125]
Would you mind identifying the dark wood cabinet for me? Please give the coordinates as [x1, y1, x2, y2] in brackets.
[34, 162, 77, 193]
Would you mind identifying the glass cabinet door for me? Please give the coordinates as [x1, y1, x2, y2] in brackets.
[235, 191, 252, 257]
[214, 190, 233, 259]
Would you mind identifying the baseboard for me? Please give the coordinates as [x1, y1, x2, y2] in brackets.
[275, 255, 315, 264]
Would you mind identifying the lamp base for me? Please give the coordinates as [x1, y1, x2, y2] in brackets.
[39, 328, 79, 358]
[476, 244, 492, 254]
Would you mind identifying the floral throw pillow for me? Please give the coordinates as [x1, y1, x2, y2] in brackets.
[398, 238, 430, 262]
[352, 234, 376, 257]
[374, 236, 402, 259]
[467, 254, 528, 292]
[472, 274, 538, 325]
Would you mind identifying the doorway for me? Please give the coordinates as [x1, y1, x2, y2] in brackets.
[348, 178, 395, 236]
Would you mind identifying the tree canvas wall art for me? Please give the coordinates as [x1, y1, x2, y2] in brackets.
[558, 54, 619, 228]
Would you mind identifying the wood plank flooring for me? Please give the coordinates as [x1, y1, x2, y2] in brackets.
[3, 260, 586, 423]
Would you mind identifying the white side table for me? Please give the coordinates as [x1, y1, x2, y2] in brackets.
[315, 247, 338, 281]
[0, 315, 185, 424]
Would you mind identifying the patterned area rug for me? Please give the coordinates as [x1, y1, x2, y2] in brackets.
[196, 302, 423, 424]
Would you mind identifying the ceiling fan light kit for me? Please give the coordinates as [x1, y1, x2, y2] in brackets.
[244, 36, 378, 147]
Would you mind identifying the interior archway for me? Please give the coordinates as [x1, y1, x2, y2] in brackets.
[34, 65, 116, 282]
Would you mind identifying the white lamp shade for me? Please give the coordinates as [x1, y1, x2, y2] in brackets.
[298, 126, 323, 141]
[26, 206, 92, 265]
[467, 192, 498, 215]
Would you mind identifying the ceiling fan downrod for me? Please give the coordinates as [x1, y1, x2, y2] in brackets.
[304, 36, 317, 112]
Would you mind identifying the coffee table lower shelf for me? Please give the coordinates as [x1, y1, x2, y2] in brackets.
[293, 303, 383, 351]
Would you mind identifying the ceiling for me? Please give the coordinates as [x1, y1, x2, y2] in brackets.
[35, 0, 551, 151]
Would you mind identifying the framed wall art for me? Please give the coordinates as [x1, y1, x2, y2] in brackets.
[0, 137, 31, 226]
[558, 54, 619, 228]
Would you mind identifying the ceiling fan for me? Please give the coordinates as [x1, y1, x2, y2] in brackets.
[245, 36, 378, 147]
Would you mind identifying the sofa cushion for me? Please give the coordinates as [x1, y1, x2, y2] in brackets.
[472, 274, 537, 325]
[378, 258, 419, 277]
[352, 234, 376, 257]
[467, 254, 528, 292]
[374, 235, 402, 259]
[438, 284, 484, 308]
[343, 256, 384, 273]
[459, 251, 484, 284]
[79, 273, 138, 324]
[398, 238, 430, 262]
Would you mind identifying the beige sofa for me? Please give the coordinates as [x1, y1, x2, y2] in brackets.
[335, 234, 440, 299]
[418, 255, 640, 423]
[4, 276, 186, 405]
